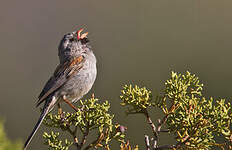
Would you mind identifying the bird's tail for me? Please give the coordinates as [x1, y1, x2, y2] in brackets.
[24, 97, 56, 150]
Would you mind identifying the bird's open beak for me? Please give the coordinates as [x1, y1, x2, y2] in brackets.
[77, 28, 88, 40]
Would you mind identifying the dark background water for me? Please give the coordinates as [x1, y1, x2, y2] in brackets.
[0, 0, 232, 149]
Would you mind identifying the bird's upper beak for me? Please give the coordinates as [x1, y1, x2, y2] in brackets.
[77, 28, 88, 40]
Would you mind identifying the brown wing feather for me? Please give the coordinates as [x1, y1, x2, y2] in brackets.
[36, 56, 84, 107]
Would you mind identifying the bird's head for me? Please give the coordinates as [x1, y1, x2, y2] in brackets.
[58, 28, 92, 63]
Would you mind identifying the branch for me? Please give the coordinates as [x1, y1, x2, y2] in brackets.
[144, 110, 158, 148]
[153, 136, 190, 150]
[143, 106, 176, 150]
[77, 126, 89, 150]
[83, 132, 104, 150]
[155, 144, 177, 150]
[154, 135, 190, 150]
[157, 113, 169, 133]
[145, 135, 151, 150]
[159, 129, 169, 133]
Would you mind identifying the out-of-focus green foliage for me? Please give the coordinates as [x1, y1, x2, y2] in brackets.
[0, 119, 22, 150]
[43, 97, 125, 150]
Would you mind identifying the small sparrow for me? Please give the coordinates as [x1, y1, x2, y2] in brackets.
[24, 28, 97, 150]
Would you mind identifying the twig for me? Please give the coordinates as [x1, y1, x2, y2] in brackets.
[154, 136, 190, 150]
[145, 135, 151, 150]
[150, 138, 157, 149]
[56, 105, 80, 149]
[155, 144, 177, 150]
[83, 138, 98, 150]
[156, 103, 177, 134]
[83, 132, 104, 150]
[144, 110, 158, 148]
[157, 114, 169, 133]
[72, 126, 78, 149]
[175, 135, 190, 148]
[74, 136, 79, 150]
[152, 135, 190, 150]
[142, 103, 176, 150]
[77, 127, 89, 150]
[159, 129, 169, 132]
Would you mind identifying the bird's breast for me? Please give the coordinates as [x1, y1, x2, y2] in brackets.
[59, 56, 97, 103]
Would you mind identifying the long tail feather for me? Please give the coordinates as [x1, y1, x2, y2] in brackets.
[24, 97, 56, 150]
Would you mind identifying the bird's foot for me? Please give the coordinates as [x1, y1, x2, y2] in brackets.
[63, 96, 79, 112]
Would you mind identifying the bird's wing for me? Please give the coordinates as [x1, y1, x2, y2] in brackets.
[36, 55, 84, 107]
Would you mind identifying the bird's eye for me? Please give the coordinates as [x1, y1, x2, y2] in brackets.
[80, 38, 89, 44]
[69, 38, 74, 42]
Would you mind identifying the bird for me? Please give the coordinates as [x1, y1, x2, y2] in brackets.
[24, 28, 97, 150]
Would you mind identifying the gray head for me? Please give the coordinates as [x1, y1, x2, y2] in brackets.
[58, 29, 92, 63]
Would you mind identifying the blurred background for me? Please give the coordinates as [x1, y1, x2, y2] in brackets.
[0, 0, 232, 149]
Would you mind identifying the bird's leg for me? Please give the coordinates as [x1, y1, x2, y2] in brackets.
[58, 103, 66, 122]
[58, 103, 63, 115]
[63, 96, 79, 112]
[91, 93, 95, 99]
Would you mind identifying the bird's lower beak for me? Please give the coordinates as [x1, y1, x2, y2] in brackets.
[77, 28, 88, 40]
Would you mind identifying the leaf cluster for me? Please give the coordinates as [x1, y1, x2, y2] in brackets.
[161, 72, 232, 149]
[120, 85, 152, 113]
[43, 132, 72, 150]
[120, 71, 232, 150]
[43, 97, 125, 150]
